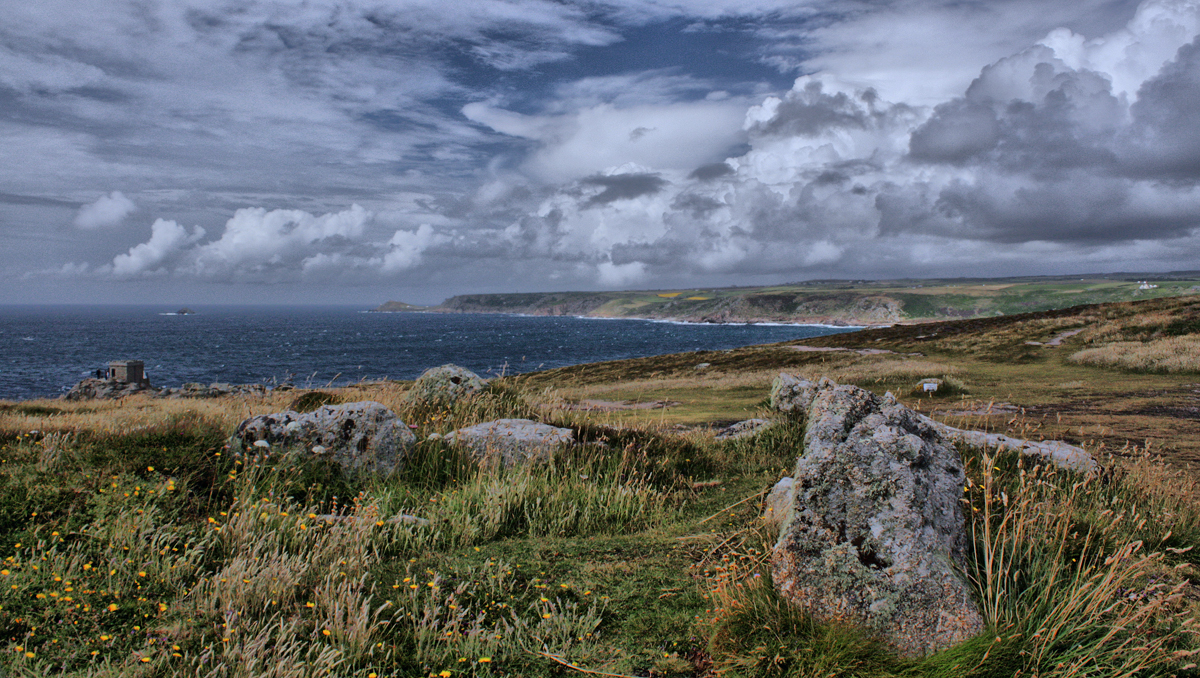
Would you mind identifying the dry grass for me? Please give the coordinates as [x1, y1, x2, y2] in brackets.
[1068, 335, 1200, 373]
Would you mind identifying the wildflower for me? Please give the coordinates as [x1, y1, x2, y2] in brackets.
[25, 651, 34, 658]
[439, 672, 452, 677]
[479, 657, 492, 663]
[107, 604, 119, 611]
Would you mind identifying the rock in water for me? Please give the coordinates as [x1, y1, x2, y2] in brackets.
[235, 401, 415, 475]
[771, 381, 984, 656]
[443, 419, 574, 467]
[405, 364, 486, 407]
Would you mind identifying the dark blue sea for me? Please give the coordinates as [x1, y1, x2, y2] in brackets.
[0, 305, 858, 401]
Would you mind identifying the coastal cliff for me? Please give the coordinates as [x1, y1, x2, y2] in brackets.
[375, 274, 1200, 325]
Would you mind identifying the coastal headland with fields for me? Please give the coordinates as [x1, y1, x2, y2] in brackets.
[375, 272, 1200, 326]
[1, 293, 1198, 676]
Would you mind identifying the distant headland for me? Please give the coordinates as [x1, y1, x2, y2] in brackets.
[374, 272, 1200, 326]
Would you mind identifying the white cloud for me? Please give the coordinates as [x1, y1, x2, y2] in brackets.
[74, 191, 136, 230]
[465, 98, 749, 181]
[1040, 0, 1200, 98]
[596, 260, 648, 286]
[110, 219, 205, 277]
[380, 224, 448, 273]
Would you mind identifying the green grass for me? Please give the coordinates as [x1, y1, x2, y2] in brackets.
[1, 297, 1199, 676]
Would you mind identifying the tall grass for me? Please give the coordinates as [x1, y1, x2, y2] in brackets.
[1068, 335, 1200, 373]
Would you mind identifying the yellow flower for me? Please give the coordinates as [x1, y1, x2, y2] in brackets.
[322, 629, 331, 636]
[147, 466, 154, 471]
[542, 613, 552, 619]
[479, 657, 492, 663]
[140, 657, 151, 663]
[306, 601, 315, 607]
[439, 672, 452, 678]
[1, 570, 8, 576]
[25, 651, 34, 658]
[107, 603, 118, 611]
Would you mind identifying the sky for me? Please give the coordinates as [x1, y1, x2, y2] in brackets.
[3, 0, 1200, 306]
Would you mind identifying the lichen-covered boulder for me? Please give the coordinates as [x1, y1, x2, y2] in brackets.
[768, 373, 1096, 475]
[769, 373, 819, 414]
[443, 419, 573, 467]
[771, 381, 984, 657]
[234, 401, 415, 475]
[405, 364, 486, 407]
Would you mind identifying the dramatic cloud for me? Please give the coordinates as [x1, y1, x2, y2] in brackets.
[74, 191, 136, 230]
[7, 0, 1200, 303]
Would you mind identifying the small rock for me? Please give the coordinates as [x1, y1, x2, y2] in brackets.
[762, 477, 793, 526]
[694, 362, 711, 370]
[714, 418, 774, 441]
[443, 419, 574, 467]
[405, 364, 486, 407]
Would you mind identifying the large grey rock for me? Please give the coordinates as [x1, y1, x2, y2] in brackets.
[405, 364, 486, 407]
[768, 373, 1097, 475]
[771, 381, 984, 657]
[443, 419, 573, 467]
[235, 401, 415, 475]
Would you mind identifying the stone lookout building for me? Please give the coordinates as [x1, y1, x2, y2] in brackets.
[108, 360, 148, 385]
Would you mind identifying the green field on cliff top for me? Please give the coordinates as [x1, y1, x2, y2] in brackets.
[378, 272, 1200, 325]
[1, 295, 1199, 677]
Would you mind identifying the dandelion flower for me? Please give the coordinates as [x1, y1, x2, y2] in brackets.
[107, 604, 118, 611]
[479, 657, 492, 663]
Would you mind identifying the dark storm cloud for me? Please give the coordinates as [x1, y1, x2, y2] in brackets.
[688, 162, 734, 181]
[581, 173, 669, 205]
[1126, 35, 1200, 176]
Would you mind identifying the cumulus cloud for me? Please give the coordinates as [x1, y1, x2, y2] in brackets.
[18, 0, 1200, 300]
[467, 0, 1200, 287]
[74, 191, 136, 230]
[110, 219, 205, 277]
[95, 204, 454, 282]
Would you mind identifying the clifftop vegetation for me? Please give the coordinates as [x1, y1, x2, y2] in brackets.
[379, 273, 1200, 326]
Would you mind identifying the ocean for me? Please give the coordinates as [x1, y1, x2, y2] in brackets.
[0, 305, 858, 401]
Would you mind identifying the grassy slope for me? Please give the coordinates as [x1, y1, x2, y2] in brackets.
[1, 296, 1198, 677]
[420, 275, 1200, 325]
